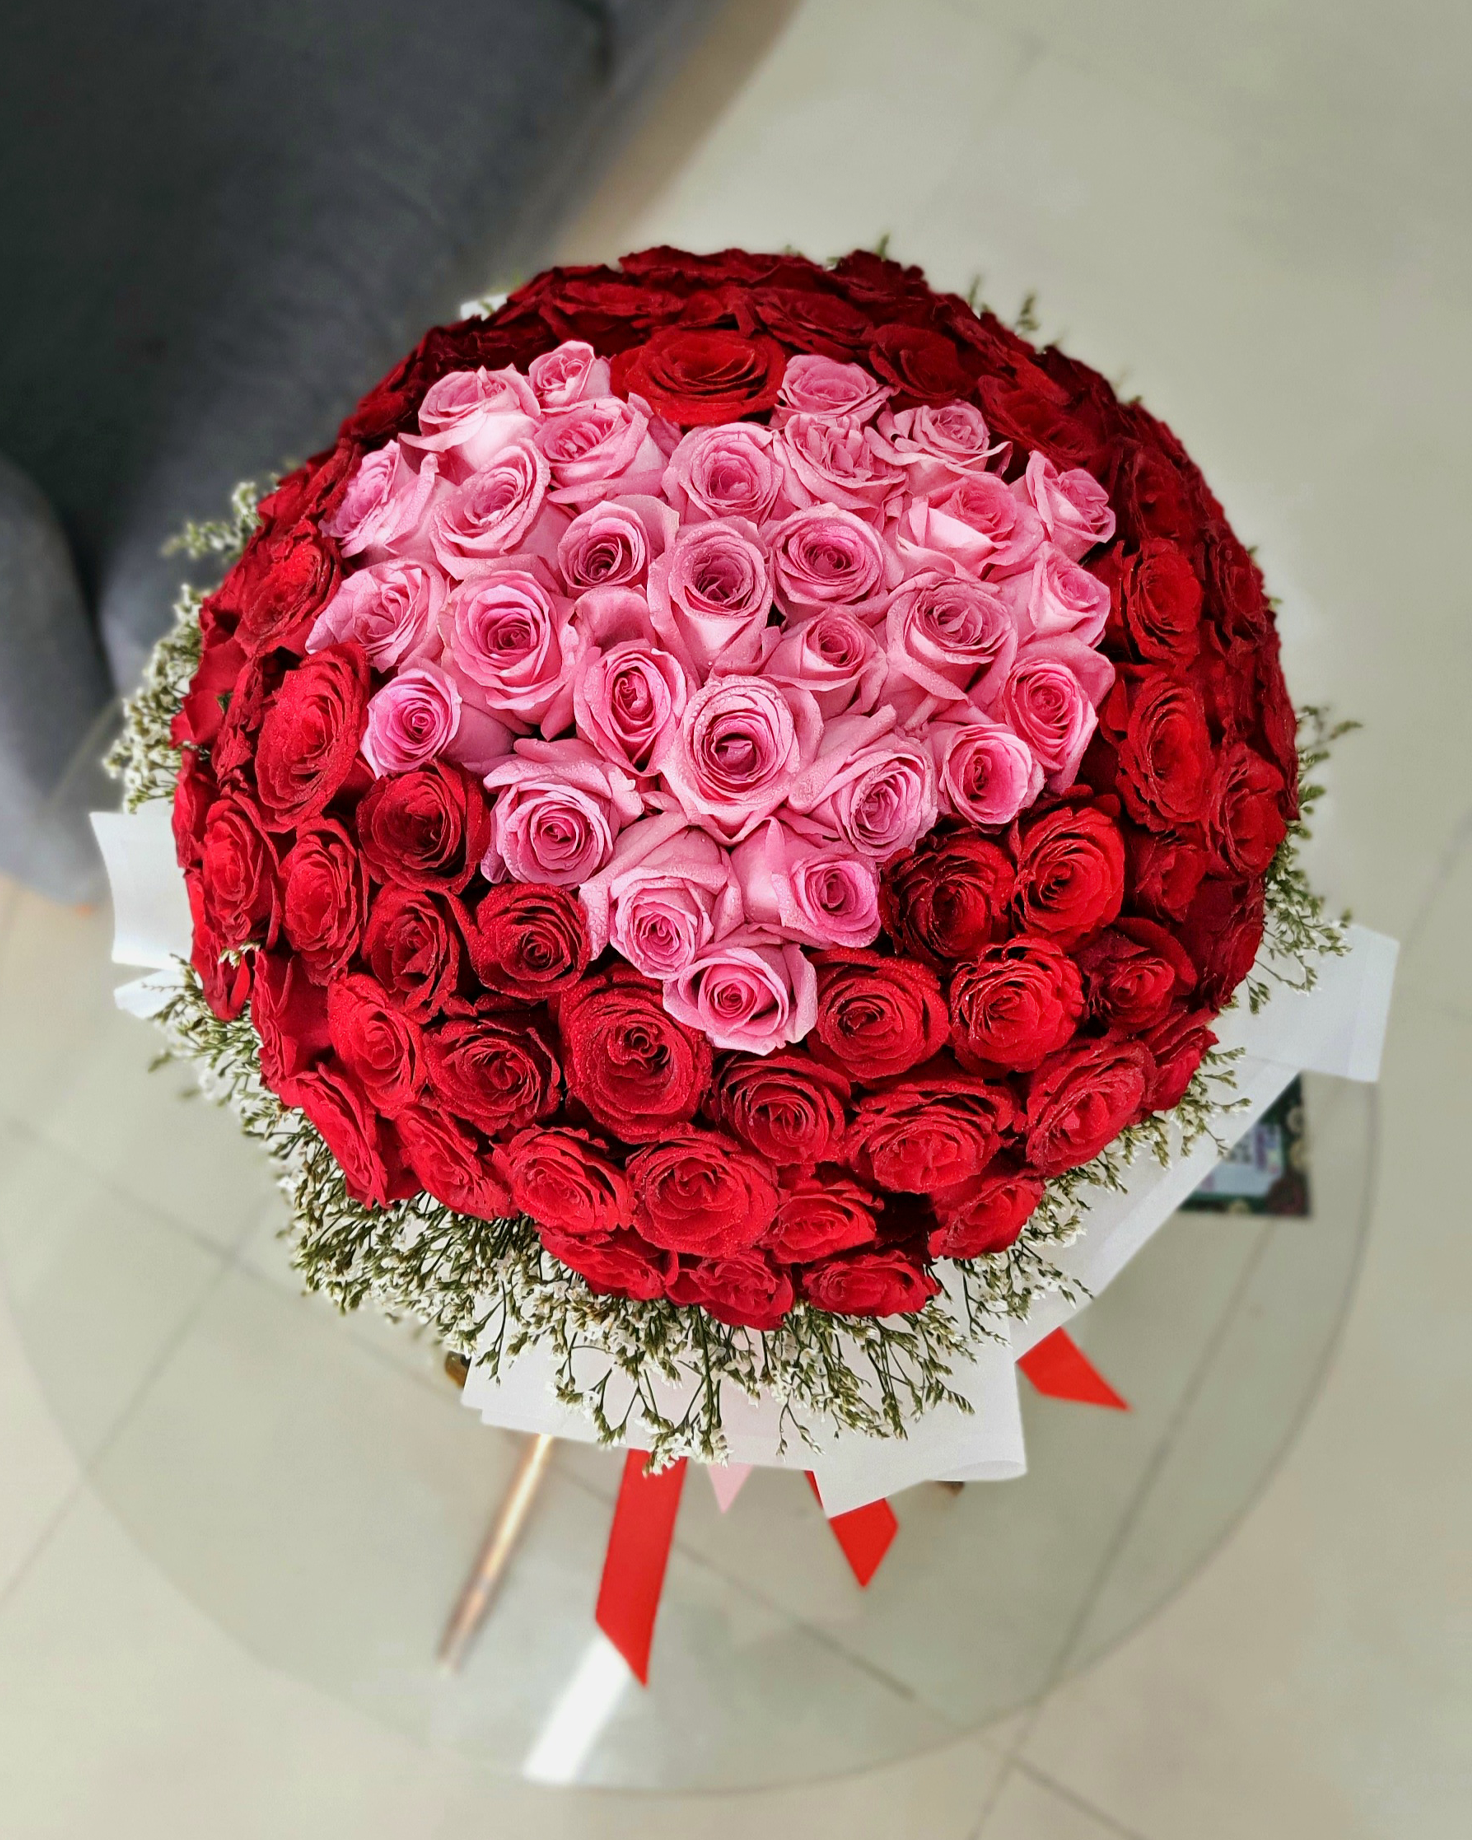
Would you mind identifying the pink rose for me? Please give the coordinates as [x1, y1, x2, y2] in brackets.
[556, 496, 676, 592]
[482, 738, 642, 885]
[664, 675, 821, 844]
[875, 402, 999, 495]
[580, 815, 742, 975]
[419, 365, 539, 429]
[765, 607, 885, 719]
[884, 569, 1018, 707]
[1019, 452, 1116, 561]
[439, 566, 577, 735]
[361, 665, 460, 776]
[998, 636, 1115, 791]
[322, 441, 444, 560]
[787, 711, 938, 858]
[772, 355, 890, 426]
[905, 473, 1042, 577]
[538, 395, 669, 507]
[528, 340, 611, 411]
[662, 423, 789, 525]
[930, 714, 1041, 826]
[573, 638, 691, 777]
[427, 441, 551, 575]
[731, 818, 880, 949]
[647, 517, 775, 677]
[998, 544, 1111, 644]
[776, 414, 905, 519]
[307, 558, 445, 669]
[408, 368, 540, 476]
[767, 506, 900, 619]
[663, 936, 818, 1056]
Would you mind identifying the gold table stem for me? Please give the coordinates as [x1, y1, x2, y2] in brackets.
[438, 1432, 556, 1672]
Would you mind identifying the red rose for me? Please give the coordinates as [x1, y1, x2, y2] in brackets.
[706, 1052, 850, 1170]
[750, 286, 873, 357]
[326, 973, 426, 1115]
[229, 520, 341, 658]
[927, 1162, 1044, 1260]
[948, 939, 1085, 1072]
[1124, 826, 1209, 922]
[538, 1226, 673, 1303]
[250, 948, 331, 1087]
[394, 1104, 511, 1220]
[499, 1127, 633, 1238]
[423, 1016, 560, 1137]
[1114, 672, 1214, 833]
[977, 360, 1106, 472]
[1253, 630, 1300, 802]
[279, 819, 367, 983]
[1201, 526, 1270, 651]
[611, 328, 785, 424]
[253, 645, 370, 829]
[627, 1130, 779, 1256]
[198, 793, 279, 951]
[620, 245, 793, 287]
[279, 1062, 416, 1208]
[1012, 803, 1125, 948]
[254, 440, 360, 533]
[1024, 1037, 1156, 1175]
[763, 1172, 879, 1263]
[1110, 438, 1200, 546]
[811, 950, 949, 1082]
[469, 884, 590, 999]
[867, 323, 971, 407]
[356, 760, 491, 893]
[185, 870, 251, 1019]
[799, 1248, 940, 1318]
[536, 274, 684, 347]
[668, 1252, 795, 1331]
[211, 653, 282, 788]
[1076, 919, 1196, 1033]
[172, 748, 217, 871]
[1207, 744, 1288, 877]
[880, 831, 1015, 968]
[173, 628, 247, 750]
[558, 967, 712, 1144]
[1180, 876, 1265, 1008]
[845, 1076, 1014, 1195]
[361, 884, 468, 1021]
[1119, 539, 1203, 665]
[1140, 1007, 1218, 1111]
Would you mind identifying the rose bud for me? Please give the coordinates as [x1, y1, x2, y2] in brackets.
[1011, 802, 1125, 948]
[394, 1104, 513, 1220]
[326, 972, 427, 1116]
[356, 760, 492, 894]
[811, 949, 949, 1082]
[668, 1251, 795, 1331]
[1023, 1038, 1156, 1175]
[844, 1076, 1014, 1195]
[499, 1127, 634, 1237]
[423, 1015, 561, 1138]
[706, 1052, 851, 1171]
[627, 1129, 779, 1256]
[558, 965, 713, 1144]
[277, 1062, 417, 1209]
[469, 884, 590, 999]
[252, 644, 371, 828]
[361, 884, 468, 1021]
[537, 1226, 674, 1303]
[880, 830, 1015, 968]
[280, 818, 368, 984]
[798, 1247, 940, 1318]
[948, 939, 1085, 1073]
[762, 1171, 879, 1263]
[926, 1162, 1045, 1260]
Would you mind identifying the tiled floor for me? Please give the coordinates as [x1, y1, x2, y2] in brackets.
[3, 0, 1471, 1832]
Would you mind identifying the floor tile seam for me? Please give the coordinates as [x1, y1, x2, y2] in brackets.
[987, 1753, 1153, 1839]
[0, 1474, 88, 1624]
[1394, 806, 1472, 957]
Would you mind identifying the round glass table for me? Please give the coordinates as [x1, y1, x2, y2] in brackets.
[0, 715, 1375, 1790]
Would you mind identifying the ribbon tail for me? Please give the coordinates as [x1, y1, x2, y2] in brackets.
[806, 1473, 898, 1586]
[594, 1450, 687, 1684]
[1017, 1327, 1130, 1410]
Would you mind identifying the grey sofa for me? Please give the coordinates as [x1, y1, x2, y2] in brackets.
[0, 0, 715, 898]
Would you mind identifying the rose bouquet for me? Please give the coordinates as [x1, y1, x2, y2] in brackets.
[108, 245, 1351, 1474]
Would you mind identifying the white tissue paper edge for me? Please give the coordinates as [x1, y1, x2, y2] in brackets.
[96, 801, 1398, 1513]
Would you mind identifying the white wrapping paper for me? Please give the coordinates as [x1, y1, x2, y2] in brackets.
[98, 800, 1397, 1513]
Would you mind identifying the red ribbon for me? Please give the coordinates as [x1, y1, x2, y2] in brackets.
[1017, 1326, 1130, 1409]
[806, 1473, 899, 1585]
[594, 1449, 687, 1685]
[595, 1452, 900, 1681]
